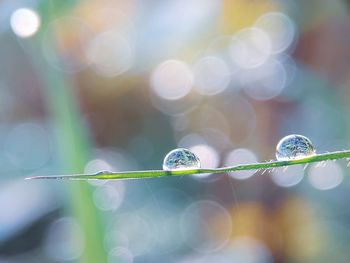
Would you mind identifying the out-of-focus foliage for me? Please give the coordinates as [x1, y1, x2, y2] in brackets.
[1, 0, 350, 263]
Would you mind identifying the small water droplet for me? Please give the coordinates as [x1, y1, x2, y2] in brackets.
[276, 134, 315, 161]
[95, 170, 111, 175]
[163, 148, 201, 171]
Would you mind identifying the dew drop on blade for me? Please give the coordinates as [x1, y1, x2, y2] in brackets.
[95, 170, 112, 175]
[276, 134, 316, 161]
[163, 148, 201, 171]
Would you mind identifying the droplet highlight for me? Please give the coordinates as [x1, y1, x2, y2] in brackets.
[163, 148, 201, 171]
[276, 134, 315, 161]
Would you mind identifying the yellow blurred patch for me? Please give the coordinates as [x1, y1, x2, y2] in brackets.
[221, 0, 277, 34]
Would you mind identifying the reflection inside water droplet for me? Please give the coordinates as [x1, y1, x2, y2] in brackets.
[276, 134, 315, 161]
[163, 148, 201, 171]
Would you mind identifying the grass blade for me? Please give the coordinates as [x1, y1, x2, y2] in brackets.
[26, 150, 350, 180]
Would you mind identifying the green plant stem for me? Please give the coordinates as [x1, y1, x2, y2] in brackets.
[26, 32, 108, 263]
[27, 150, 350, 180]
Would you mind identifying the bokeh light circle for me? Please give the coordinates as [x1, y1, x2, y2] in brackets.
[42, 16, 92, 73]
[224, 148, 258, 180]
[150, 60, 194, 100]
[86, 31, 134, 77]
[189, 144, 220, 180]
[308, 162, 343, 190]
[44, 217, 84, 262]
[271, 165, 304, 187]
[10, 8, 40, 38]
[193, 56, 231, 95]
[189, 144, 220, 169]
[93, 184, 124, 211]
[113, 213, 155, 256]
[239, 59, 287, 101]
[181, 200, 232, 253]
[108, 247, 133, 263]
[255, 12, 296, 54]
[229, 27, 272, 69]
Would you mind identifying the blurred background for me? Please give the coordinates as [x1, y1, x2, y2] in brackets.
[1, 0, 350, 262]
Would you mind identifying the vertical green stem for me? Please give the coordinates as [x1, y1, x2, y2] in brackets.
[28, 39, 107, 263]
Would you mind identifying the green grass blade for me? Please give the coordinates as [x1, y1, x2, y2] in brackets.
[26, 150, 350, 180]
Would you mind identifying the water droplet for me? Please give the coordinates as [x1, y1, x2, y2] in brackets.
[95, 170, 112, 175]
[276, 134, 315, 161]
[163, 148, 201, 171]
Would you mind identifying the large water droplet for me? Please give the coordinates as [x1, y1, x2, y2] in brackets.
[163, 148, 201, 171]
[276, 134, 315, 161]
